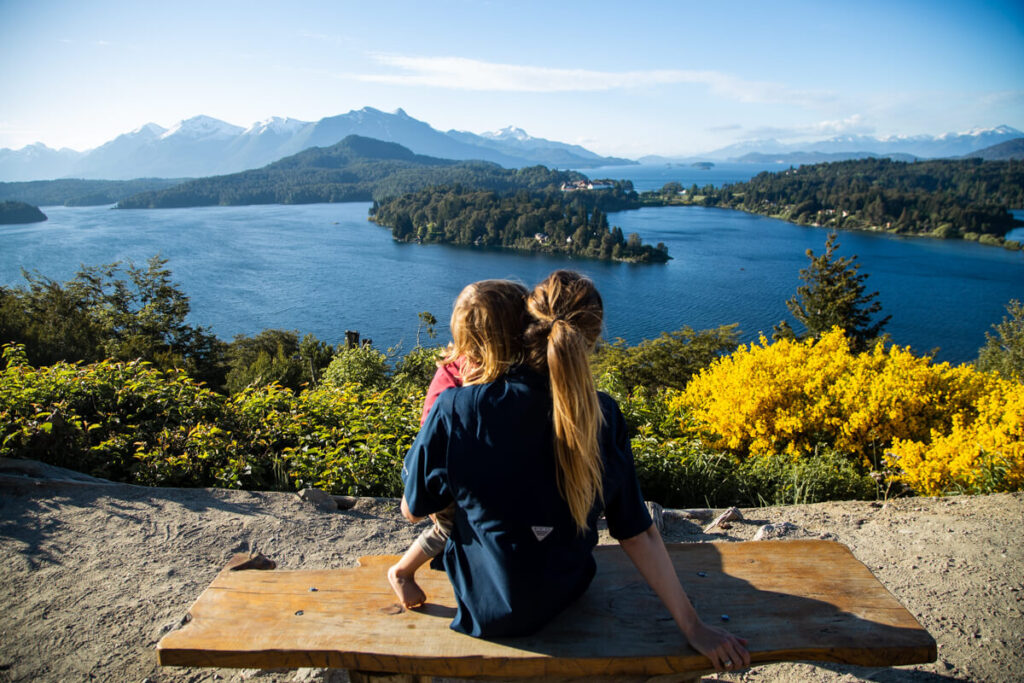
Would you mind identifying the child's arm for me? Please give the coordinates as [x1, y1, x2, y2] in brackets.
[420, 360, 464, 425]
[618, 524, 750, 672]
[400, 495, 425, 523]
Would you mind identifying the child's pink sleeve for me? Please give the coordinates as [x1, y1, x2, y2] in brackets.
[421, 359, 464, 425]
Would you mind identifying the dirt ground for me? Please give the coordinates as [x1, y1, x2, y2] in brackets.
[0, 459, 1021, 683]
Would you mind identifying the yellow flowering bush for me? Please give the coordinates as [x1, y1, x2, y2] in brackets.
[673, 329, 1021, 495]
[886, 378, 1024, 495]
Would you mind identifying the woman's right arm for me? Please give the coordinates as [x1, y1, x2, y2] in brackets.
[618, 524, 751, 672]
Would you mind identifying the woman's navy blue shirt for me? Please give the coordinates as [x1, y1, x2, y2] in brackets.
[402, 366, 652, 638]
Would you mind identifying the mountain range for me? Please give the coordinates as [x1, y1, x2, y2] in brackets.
[0, 108, 632, 182]
[2, 109, 1021, 183]
[640, 125, 1024, 164]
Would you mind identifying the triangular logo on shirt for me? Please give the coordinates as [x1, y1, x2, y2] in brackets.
[531, 526, 554, 542]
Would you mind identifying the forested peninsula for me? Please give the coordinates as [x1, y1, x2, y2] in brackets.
[0, 178, 186, 207]
[115, 136, 584, 208]
[370, 184, 670, 263]
[647, 158, 1024, 248]
[0, 201, 47, 224]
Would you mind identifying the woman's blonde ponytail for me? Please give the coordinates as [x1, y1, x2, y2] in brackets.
[525, 271, 604, 533]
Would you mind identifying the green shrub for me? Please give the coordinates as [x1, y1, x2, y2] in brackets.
[392, 345, 445, 392]
[736, 447, 877, 506]
[323, 346, 390, 390]
[631, 436, 743, 508]
[0, 344, 225, 483]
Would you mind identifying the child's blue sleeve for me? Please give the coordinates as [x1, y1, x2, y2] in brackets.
[402, 395, 454, 518]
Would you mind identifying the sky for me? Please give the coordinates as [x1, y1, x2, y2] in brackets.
[1, 0, 1022, 158]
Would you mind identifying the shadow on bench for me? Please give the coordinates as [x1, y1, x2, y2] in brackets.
[157, 540, 936, 682]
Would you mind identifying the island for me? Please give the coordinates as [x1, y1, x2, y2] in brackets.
[642, 158, 1024, 248]
[370, 185, 670, 263]
[0, 201, 47, 225]
[691, 162, 715, 170]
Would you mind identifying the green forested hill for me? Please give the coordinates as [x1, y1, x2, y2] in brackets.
[656, 158, 1024, 245]
[116, 135, 583, 208]
[0, 178, 187, 207]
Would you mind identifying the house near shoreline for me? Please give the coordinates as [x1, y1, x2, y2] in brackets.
[560, 179, 615, 192]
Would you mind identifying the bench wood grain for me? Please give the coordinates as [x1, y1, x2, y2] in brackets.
[157, 540, 935, 679]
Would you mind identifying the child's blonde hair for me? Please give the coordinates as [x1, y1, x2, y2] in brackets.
[523, 271, 605, 533]
[440, 279, 528, 385]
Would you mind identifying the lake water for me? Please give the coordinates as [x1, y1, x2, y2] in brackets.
[2, 191, 1021, 364]
[582, 161, 793, 192]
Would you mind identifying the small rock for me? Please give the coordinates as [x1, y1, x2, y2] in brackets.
[753, 522, 801, 541]
[703, 507, 743, 533]
[298, 488, 338, 512]
[665, 508, 714, 521]
[645, 501, 665, 534]
[332, 495, 359, 510]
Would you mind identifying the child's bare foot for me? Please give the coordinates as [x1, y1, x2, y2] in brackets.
[388, 564, 426, 609]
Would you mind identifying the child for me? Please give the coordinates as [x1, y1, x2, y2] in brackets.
[388, 279, 528, 609]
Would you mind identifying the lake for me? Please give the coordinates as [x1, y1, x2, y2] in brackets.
[2, 191, 1021, 364]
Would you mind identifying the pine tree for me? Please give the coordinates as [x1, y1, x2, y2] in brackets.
[976, 299, 1024, 381]
[775, 232, 890, 351]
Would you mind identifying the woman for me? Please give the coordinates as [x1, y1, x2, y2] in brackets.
[400, 270, 749, 672]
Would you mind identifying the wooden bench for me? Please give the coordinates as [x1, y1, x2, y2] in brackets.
[157, 540, 935, 682]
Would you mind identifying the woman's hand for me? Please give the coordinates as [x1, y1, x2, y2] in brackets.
[682, 619, 750, 672]
[619, 524, 750, 672]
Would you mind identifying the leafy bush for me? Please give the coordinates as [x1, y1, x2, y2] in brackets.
[630, 436, 742, 508]
[0, 343, 421, 496]
[737, 447, 876, 506]
[391, 345, 444, 392]
[323, 346, 390, 390]
[0, 344, 225, 483]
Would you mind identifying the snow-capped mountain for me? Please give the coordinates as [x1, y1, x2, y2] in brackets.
[0, 143, 82, 181]
[450, 125, 623, 166]
[700, 125, 1024, 161]
[243, 117, 309, 137]
[159, 115, 244, 141]
[0, 108, 629, 181]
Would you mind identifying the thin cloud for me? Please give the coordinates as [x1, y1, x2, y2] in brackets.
[349, 54, 834, 106]
[742, 115, 875, 141]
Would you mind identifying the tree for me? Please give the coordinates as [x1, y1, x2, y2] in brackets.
[1, 257, 225, 384]
[225, 330, 335, 393]
[976, 299, 1024, 381]
[592, 324, 740, 394]
[416, 311, 437, 346]
[776, 232, 890, 351]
